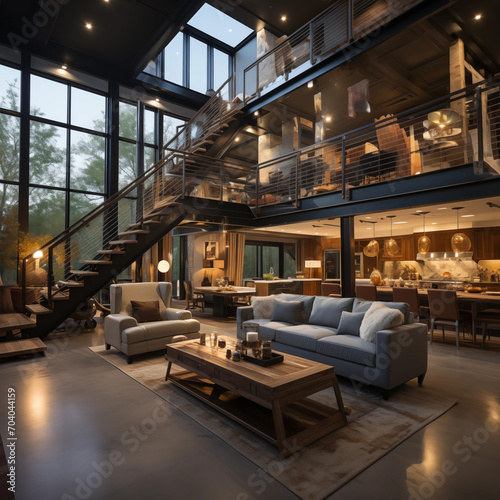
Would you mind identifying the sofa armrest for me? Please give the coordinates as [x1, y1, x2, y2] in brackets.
[373, 323, 428, 389]
[162, 308, 192, 321]
[236, 306, 254, 339]
[104, 314, 137, 348]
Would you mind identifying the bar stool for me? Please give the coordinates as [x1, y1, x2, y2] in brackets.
[356, 285, 378, 301]
[427, 289, 471, 349]
[392, 287, 422, 323]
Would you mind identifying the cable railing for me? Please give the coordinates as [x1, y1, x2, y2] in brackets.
[164, 74, 239, 154]
[249, 76, 500, 211]
[243, 0, 425, 104]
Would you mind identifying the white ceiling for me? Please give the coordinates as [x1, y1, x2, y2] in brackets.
[254, 196, 500, 239]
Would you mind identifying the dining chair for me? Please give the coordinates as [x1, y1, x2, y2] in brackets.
[355, 285, 378, 301]
[474, 308, 500, 347]
[427, 289, 472, 349]
[392, 287, 422, 322]
[321, 283, 341, 296]
[183, 281, 205, 312]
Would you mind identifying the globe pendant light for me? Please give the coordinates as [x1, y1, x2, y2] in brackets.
[451, 207, 471, 254]
[417, 211, 431, 254]
[384, 215, 399, 257]
[363, 221, 379, 258]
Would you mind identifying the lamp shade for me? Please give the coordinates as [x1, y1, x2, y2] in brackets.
[213, 259, 225, 269]
[304, 260, 321, 268]
[157, 260, 170, 273]
[33, 250, 43, 259]
[417, 235, 431, 254]
[451, 233, 471, 253]
[384, 238, 399, 257]
[363, 239, 379, 257]
[428, 108, 460, 127]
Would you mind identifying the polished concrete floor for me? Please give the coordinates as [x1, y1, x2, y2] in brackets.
[0, 311, 499, 500]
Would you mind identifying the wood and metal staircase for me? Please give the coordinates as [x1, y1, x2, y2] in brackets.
[18, 74, 255, 339]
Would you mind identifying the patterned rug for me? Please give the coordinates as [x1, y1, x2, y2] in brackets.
[90, 345, 456, 500]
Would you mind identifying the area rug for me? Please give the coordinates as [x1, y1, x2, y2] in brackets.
[90, 345, 457, 500]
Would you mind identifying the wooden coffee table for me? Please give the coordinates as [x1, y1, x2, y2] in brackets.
[165, 340, 347, 456]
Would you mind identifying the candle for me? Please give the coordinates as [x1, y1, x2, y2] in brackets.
[246, 332, 258, 343]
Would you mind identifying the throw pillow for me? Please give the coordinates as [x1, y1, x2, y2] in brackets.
[359, 302, 404, 343]
[251, 295, 276, 319]
[278, 294, 315, 322]
[271, 299, 303, 325]
[130, 300, 162, 323]
[309, 296, 354, 329]
[337, 311, 365, 336]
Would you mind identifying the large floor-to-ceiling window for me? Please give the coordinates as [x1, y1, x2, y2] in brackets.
[243, 240, 296, 280]
[0, 57, 189, 285]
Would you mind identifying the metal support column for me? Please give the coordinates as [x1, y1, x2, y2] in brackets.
[340, 215, 355, 298]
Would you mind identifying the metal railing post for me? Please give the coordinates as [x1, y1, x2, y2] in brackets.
[295, 154, 299, 206]
[47, 247, 53, 310]
[255, 166, 260, 212]
[341, 136, 347, 199]
[475, 87, 484, 174]
[348, 0, 354, 42]
[182, 155, 186, 199]
[21, 258, 27, 312]
[220, 161, 224, 202]
[309, 21, 314, 65]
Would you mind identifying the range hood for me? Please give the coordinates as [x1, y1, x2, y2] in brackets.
[416, 252, 474, 261]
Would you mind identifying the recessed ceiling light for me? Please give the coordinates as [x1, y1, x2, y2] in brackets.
[474, 14, 482, 20]
[325, 115, 332, 122]
[253, 111, 259, 117]
[85, 22, 93, 30]
[394, 221, 407, 224]
[307, 81, 314, 88]
[416, 209, 422, 213]
[437, 207, 447, 210]
[432, 222, 437, 225]
[235, 137, 240, 142]
[228, 28, 233, 32]
[365, 216, 371, 219]
[61, 64, 67, 70]
[281, 15, 287, 21]
[297, 230, 301, 233]
[461, 214, 475, 217]
[314, 232, 318, 235]
[155, 98, 160, 102]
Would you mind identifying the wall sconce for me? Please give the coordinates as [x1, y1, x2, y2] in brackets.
[304, 260, 321, 278]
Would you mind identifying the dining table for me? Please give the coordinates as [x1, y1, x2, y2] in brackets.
[193, 286, 256, 317]
[376, 286, 500, 344]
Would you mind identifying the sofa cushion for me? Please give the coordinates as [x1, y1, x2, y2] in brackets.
[278, 294, 315, 322]
[251, 295, 276, 319]
[130, 300, 162, 323]
[316, 335, 376, 367]
[258, 320, 292, 340]
[337, 311, 365, 336]
[353, 298, 411, 324]
[275, 324, 337, 352]
[309, 296, 354, 329]
[359, 302, 404, 343]
[122, 319, 200, 344]
[272, 299, 303, 324]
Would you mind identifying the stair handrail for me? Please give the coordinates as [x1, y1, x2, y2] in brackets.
[163, 73, 237, 154]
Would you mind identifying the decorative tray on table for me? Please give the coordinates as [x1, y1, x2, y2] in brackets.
[242, 352, 284, 367]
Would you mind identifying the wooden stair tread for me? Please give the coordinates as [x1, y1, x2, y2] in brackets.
[40, 290, 69, 300]
[58, 280, 84, 287]
[70, 270, 100, 276]
[25, 304, 52, 315]
[109, 240, 138, 245]
[83, 260, 113, 265]
[142, 219, 162, 224]
[97, 249, 125, 255]
[118, 230, 150, 236]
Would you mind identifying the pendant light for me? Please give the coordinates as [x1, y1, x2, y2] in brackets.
[417, 211, 431, 254]
[451, 207, 471, 253]
[363, 221, 379, 257]
[384, 215, 399, 257]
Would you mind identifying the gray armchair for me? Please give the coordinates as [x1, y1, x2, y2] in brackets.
[104, 282, 200, 363]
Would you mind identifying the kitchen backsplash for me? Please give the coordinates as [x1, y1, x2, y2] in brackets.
[381, 260, 500, 281]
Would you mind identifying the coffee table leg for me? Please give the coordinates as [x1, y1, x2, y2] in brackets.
[272, 399, 289, 456]
[165, 361, 172, 381]
[331, 376, 348, 424]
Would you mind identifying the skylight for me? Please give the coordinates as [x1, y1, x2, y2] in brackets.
[187, 3, 253, 47]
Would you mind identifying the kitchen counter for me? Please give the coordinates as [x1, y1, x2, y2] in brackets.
[254, 279, 321, 296]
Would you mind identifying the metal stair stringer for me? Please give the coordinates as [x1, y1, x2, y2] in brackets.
[28, 204, 190, 339]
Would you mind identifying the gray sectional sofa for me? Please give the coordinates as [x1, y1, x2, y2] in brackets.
[236, 294, 428, 397]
